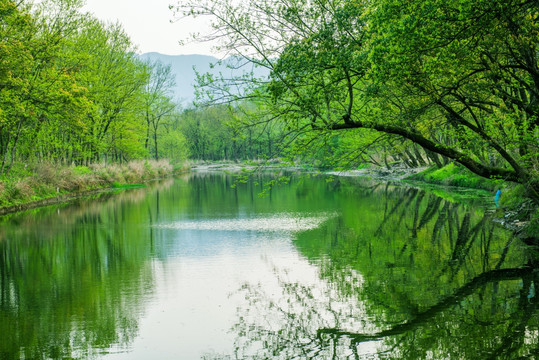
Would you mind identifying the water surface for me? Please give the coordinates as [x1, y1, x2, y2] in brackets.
[0, 172, 537, 359]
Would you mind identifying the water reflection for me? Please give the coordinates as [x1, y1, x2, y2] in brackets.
[226, 265, 537, 359]
[0, 174, 536, 359]
[156, 214, 336, 232]
[219, 180, 538, 359]
[0, 180, 175, 359]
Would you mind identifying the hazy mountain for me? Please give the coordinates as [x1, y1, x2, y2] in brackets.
[140, 52, 269, 106]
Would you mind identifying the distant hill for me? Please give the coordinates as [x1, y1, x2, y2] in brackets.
[139, 52, 269, 106]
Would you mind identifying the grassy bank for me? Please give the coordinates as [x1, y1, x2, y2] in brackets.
[0, 159, 186, 210]
[405, 163, 501, 191]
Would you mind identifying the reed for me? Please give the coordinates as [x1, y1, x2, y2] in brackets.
[0, 159, 180, 208]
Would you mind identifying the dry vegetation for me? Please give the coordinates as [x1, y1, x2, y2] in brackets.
[0, 160, 179, 208]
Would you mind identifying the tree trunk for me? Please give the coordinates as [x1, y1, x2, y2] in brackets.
[4, 118, 24, 176]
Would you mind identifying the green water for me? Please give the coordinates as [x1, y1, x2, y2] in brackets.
[0, 172, 537, 359]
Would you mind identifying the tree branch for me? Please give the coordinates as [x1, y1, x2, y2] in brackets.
[325, 120, 520, 183]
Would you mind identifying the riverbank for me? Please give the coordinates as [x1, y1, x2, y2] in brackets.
[330, 164, 538, 245]
[2, 161, 537, 245]
[0, 160, 186, 215]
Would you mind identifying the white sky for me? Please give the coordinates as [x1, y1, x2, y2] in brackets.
[81, 0, 216, 56]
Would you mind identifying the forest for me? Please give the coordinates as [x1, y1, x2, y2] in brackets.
[1, 0, 538, 214]
[0, 0, 285, 173]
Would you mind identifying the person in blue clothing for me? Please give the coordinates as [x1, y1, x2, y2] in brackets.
[494, 189, 502, 207]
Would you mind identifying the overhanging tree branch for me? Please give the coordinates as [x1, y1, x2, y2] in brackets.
[325, 120, 520, 182]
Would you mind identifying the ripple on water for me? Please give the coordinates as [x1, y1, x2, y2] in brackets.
[155, 212, 336, 233]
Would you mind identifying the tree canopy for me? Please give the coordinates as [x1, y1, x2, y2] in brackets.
[175, 0, 539, 201]
[0, 0, 187, 175]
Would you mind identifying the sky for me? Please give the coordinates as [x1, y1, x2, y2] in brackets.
[81, 0, 216, 56]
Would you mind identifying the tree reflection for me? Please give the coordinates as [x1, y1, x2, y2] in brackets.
[215, 182, 538, 359]
[0, 180, 175, 359]
[217, 264, 536, 359]
[319, 266, 537, 359]
[2, 174, 537, 359]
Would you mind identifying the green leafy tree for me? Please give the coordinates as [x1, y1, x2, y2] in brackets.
[366, 0, 539, 198]
[158, 127, 190, 163]
[72, 19, 149, 162]
[142, 60, 179, 160]
[178, 104, 284, 161]
[0, 0, 91, 174]
[175, 0, 539, 201]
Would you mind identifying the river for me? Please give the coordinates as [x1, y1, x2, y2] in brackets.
[0, 172, 537, 359]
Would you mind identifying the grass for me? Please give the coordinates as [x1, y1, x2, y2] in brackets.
[112, 182, 146, 189]
[0, 159, 178, 208]
[405, 163, 501, 191]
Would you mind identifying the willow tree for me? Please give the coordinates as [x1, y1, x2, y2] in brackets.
[175, 0, 539, 201]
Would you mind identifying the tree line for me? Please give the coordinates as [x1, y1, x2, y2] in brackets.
[3, 0, 538, 203]
[0, 0, 189, 175]
[0, 0, 290, 179]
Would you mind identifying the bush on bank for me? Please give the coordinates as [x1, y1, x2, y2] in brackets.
[406, 163, 501, 191]
[0, 160, 177, 208]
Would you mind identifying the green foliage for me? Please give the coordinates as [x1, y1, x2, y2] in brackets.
[141, 60, 180, 160]
[178, 104, 284, 161]
[177, 0, 539, 202]
[0, 0, 184, 174]
[73, 165, 91, 175]
[408, 163, 500, 191]
[500, 185, 529, 209]
[159, 130, 190, 163]
[112, 182, 146, 189]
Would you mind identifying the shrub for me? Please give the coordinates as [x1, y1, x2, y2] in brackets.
[13, 179, 34, 200]
[33, 162, 58, 184]
[154, 159, 173, 176]
[73, 166, 92, 175]
[143, 160, 156, 178]
[407, 163, 499, 191]
[127, 160, 146, 180]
